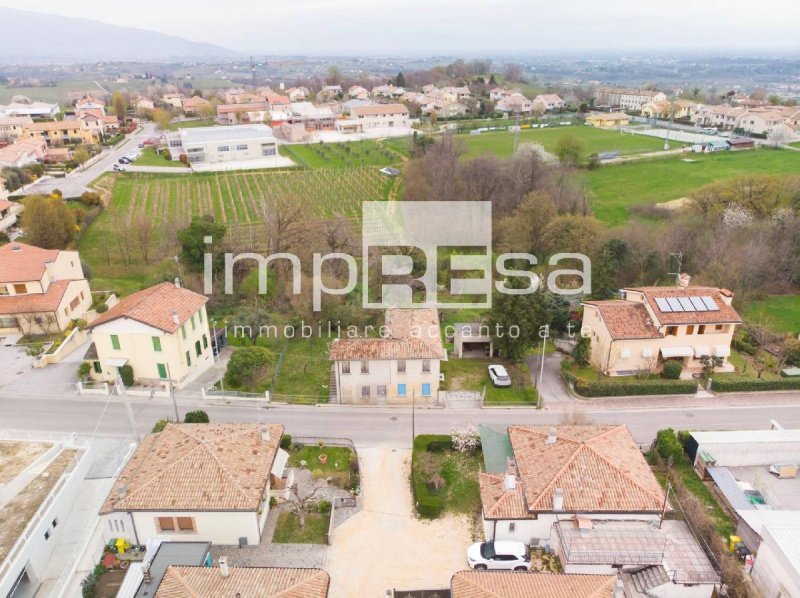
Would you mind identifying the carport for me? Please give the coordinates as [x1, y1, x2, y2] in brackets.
[453, 323, 493, 358]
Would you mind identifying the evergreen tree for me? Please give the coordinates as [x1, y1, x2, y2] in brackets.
[395, 72, 407, 87]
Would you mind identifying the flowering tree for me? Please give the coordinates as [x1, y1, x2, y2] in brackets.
[451, 424, 480, 453]
[722, 203, 754, 228]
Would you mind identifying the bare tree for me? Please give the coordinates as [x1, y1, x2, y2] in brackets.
[287, 483, 326, 529]
[134, 215, 155, 265]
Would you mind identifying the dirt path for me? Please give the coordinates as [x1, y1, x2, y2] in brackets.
[326, 447, 472, 597]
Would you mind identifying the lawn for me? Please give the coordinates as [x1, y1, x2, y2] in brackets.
[441, 358, 537, 405]
[412, 435, 483, 518]
[281, 139, 406, 169]
[743, 295, 800, 335]
[166, 119, 217, 131]
[133, 147, 188, 168]
[287, 444, 356, 489]
[459, 126, 668, 160]
[0, 80, 101, 104]
[583, 148, 800, 226]
[272, 511, 329, 544]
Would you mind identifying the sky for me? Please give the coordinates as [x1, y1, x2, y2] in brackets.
[2, 0, 800, 55]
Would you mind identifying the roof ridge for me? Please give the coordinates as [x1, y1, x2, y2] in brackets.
[273, 569, 329, 597]
[585, 441, 665, 508]
[165, 566, 202, 598]
[457, 573, 505, 598]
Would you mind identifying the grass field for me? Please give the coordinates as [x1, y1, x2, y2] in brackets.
[166, 119, 217, 131]
[272, 511, 329, 544]
[0, 80, 101, 104]
[133, 148, 187, 168]
[460, 126, 668, 160]
[281, 139, 406, 169]
[441, 358, 537, 405]
[583, 148, 800, 226]
[743, 295, 800, 335]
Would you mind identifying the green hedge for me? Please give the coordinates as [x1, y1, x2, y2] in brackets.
[573, 377, 697, 397]
[711, 376, 800, 392]
[412, 435, 451, 518]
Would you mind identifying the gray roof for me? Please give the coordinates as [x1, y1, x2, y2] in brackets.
[135, 541, 210, 598]
[179, 124, 274, 144]
[707, 467, 757, 511]
[479, 424, 514, 473]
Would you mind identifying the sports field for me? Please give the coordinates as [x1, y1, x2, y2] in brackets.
[583, 149, 800, 226]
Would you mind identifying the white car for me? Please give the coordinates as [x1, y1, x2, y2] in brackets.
[488, 364, 511, 387]
[112, 164, 126, 172]
[467, 541, 531, 571]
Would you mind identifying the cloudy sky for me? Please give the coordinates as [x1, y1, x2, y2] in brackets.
[2, 0, 799, 55]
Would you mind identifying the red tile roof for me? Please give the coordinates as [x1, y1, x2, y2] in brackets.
[351, 103, 409, 116]
[479, 473, 532, 519]
[451, 571, 616, 598]
[0, 279, 71, 315]
[155, 566, 329, 598]
[508, 425, 666, 513]
[86, 282, 207, 333]
[0, 242, 60, 284]
[101, 423, 283, 514]
[582, 301, 660, 340]
[626, 286, 742, 325]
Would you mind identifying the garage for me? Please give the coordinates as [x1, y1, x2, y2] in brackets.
[453, 323, 493, 358]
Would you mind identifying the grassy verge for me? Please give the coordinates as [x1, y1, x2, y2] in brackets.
[272, 511, 329, 544]
[412, 435, 482, 518]
[441, 358, 536, 405]
[133, 147, 187, 168]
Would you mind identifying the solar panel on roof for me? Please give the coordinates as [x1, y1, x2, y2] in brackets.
[678, 297, 695, 311]
[667, 297, 684, 312]
[690, 296, 709, 311]
[701, 296, 720, 311]
[655, 297, 672, 312]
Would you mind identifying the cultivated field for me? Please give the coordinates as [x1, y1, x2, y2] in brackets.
[281, 138, 408, 169]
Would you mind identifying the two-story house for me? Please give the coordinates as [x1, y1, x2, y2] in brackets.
[0, 242, 92, 335]
[99, 423, 288, 546]
[85, 281, 214, 389]
[534, 94, 566, 111]
[23, 121, 96, 146]
[329, 308, 445, 405]
[0, 196, 21, 237]
[0, 116, 33, 142]
[581, 279, 741, 377]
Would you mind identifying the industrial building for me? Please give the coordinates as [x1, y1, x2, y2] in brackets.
[164, 124, 278, 165]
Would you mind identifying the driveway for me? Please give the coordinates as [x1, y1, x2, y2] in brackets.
[526, 352, 576, 407]
[326, 447, 473, 597]
[0, 340, 90, 395]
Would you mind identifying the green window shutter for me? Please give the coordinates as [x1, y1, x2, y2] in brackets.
[181, 325, 186, 340]
[198, 309, 204, 323]
[186, 351, 191, 366]
[93, 361, 102, 374]
[202, 335, 208, 349]
[191, 314, 196, 331]
[152, 337, 162, 352]
[195, 340, 201, 357]
[111, 335, 120, 350]
[157, 363, 167, 379]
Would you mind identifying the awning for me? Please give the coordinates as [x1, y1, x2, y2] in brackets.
[104, 358, 129, 368]
[660, 346, 693, 358]
[694, 346, 711, 358]
[714, 345, 731, 357]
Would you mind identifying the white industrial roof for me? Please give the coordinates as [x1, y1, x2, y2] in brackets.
[739, 510, 800, 536]
[762, 524, 800, 576]
[692, 429, 800, 445]
[179, 124, 274, 144]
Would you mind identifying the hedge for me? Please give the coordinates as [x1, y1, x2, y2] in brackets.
[573, 377, 697, 397]
[411, 435, 452, 518]
[711, 376, 800, 392]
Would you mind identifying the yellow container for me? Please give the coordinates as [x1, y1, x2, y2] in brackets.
[729, 536, 742, 552]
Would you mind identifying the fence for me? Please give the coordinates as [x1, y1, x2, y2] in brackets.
[201, 388, 270, 401]
[76, 381, 110, 396]
[290, 436, 357, 453]
[33, 328, 89, 369]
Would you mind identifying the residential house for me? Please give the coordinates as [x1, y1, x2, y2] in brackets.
[442, 86, 472, 100]
[585, 112, 631, 128]
[0, 197, 21, 236]
[286, 86, 309, 102]
[287, 102, 335, 131]
[534, 94, 566, 111]
[0, 242, 92, 335]
[0, 101, 60, 119]
[0, 140, 40, 168]
[44, 147, 73, 164]
[22, 121, 96, 146]
[181, 95, 212, 116]
[264, 93, 290, 112]
[165, 124, 277, 165]
[430, 101, 468, 118]
[581, 280, 740, 377]
[372, 84, 405, 98]
[153, 565, 329, 597]
[737, 107, 793, 136]
[85, 281, 216, 388]
[489, 87, 517, 101]
[0, 116, 33, 142]
[216, 102, 269, 125]
[495, 93, 534, 115]
[641, 99, 697, 120]
[450, 571, 618, 598]
[339, 98, 375, 116]
[78, 111, 119, 139]
[592, 87, 667, 111]
[75, 96, 106, 116]
[337, 103, 410, 132]
[348, 85, 370, 99]
[329, 308, 445, 405]
[319, 85, 343, 101]
[132, 97, 155, 113]
[162, 93, 184, 109]
[99, 423, 289, 546]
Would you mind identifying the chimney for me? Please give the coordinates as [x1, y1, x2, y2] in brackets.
[547, 427, 558, 445]
[172, 310, 180, 326]
[142, 561, 151, 583]
[553, 488, 564, 511]
[260, 427, 270, 442]
[676, 273, 691, 288]
[219, 556, 230, 578]
[174, 277, 181, 288]
[613, 578, 625, 598]
[117, 484, 127, 499]
[504, 458, 517, 491]
[11, 245, 21, 252]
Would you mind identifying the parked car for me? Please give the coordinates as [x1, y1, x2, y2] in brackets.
[488, 365, 511, 387]
[113, 164, 126, 172]
[467, 541, 531, 571]
[138, 142, 145, 148]
[118, 157, 130, 164]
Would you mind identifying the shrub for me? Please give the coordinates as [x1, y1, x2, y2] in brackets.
[711, 376, 800, 392]
[269, 496, 277, 508]
[280, 434, 292, 450]
[662, 361, 683, 380]
[151, 418, 172, 433]
[26, 342, 45, 357]
[77, 362, 91, 379]
[79, 191, 103, 206]
[96, 303, 109, 313]
[119, 364, 134, 387]
[162, 149, 172, 161]
[451, 424, 480, 453]
[318, 499, 331, 514]
[655, 428, 686, 462]
[573, 377, 697, 397]
[572, 336, 591, 367]
[311, 468, 324, 479]
[184, 410, 210, 423]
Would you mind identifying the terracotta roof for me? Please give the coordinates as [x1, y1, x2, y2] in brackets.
[100, 423, 283, 514]
[25, 121, 83, 132]
[351, 103, 409, 116]
[87, 282, 208, 333]
[0, 279, 71, 315]
[451, 571, 616, 598]
[479, 473, 532, 519]
[182, 96, 211, 108]
[0, 199, 14, 211]
[508, 425, 666, 513]
[626, 286, 742, 325]
[0, 242, 60, 283]
[582, 301, 660, 340]
[101, 115, 119, 124]
[217, 102, 267, 114]
[155, 566, 329, 598]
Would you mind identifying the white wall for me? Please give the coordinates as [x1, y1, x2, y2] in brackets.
[695, 441, 800, 467]
[336, 357, 440, 403]
[751, 537, 800, 598]
[106, 510, 262, 546]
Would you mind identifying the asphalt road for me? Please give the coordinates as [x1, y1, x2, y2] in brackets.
[2, 391, 800, 448]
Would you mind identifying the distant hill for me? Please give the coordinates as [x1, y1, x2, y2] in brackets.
[0, 7, 239, 63]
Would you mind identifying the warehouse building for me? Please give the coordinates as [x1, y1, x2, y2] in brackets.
[165, 124, 278, 165]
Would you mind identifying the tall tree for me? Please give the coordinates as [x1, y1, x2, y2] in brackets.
[554, 134, 587, 167]
[177, 215, 226, 273]
[111, 92, 128, 119]
[395, 72, 407, 87]
[20, 195, 76, 249]
[151, 108, 172, 130]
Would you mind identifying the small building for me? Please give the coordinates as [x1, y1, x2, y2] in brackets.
[329, 308, 445, 405]
[586, 112, 631, 128]
[0, 116, 33, 142]
[287, 102, 335, 131]
[751, 524, 800, 598]
[116, 541, 211, 598]
[534, 94, 566, 111]
[181, 95, 211, 116]
[99, 423, 288, 547]
[337, 103, 409, 133]
[0, 101, 60, 119]
[165, 124, 277, 165]
[453, 323, 493, 358]
[692, 140, 730, 153]
[0, 242, 92, 335]
[216, 102, 269, 125]
[727, 137, 755, 150]
[85, 281, 214, 389]
[687, 428, 800, 469]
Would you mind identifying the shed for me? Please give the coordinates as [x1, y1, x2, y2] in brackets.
[728, 137, 755, 150]
[737, 510, 800, 552]
[689, 429, 800, 467]
[453, 323, 493, 358]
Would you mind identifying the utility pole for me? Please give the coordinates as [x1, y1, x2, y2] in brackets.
[411, 389, 416, 445]
[165, 362, 180, 423]
[659, 480, 672, 528]
[538, 329, 549, 387]
[115, 366, 140, 443]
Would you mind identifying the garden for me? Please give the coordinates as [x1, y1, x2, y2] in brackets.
[440, 358, 537, 405]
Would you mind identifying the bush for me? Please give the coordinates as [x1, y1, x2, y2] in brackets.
[711, 376, 800, 392]
[280, 434, 292, 450]
[26, 342, 45, 357]
[655, 428, 686, 462]
[318, 499, 331, 514]
[119, 364, 134, 386]
[151, 418, 172, 433]
[662, 361, 683, 380]
[77, 362, 91, 379]
[96, 303, 109, 313]
[269, 496, 277, 508]
[572, 336, 591, 367]
[79, 191, 103, 206]
[573, 377, 697, 397]
[184, 410, 210, 423]
[162, 149, 172, 161]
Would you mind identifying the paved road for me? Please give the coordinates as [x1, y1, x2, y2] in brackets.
[21, 123, 157, 197]
[526, 352, 575, 405]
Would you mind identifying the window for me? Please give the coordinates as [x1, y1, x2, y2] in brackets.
[52, 517, 58, 528]
[361, 386, 370, 398]
[715, 324, 725, 331]
[176, 517, 195, 532]
[13, 283, 26, 294]
[93, 361, 102, 374]
[202, 334, 208, 349]
[236, 144, 248, 151]
[698, 325, 706, 334]
[377, 385, 387, 398]
[666, 326, 678, 336]
[195, 340, 202, 357]
[0, 285, 8, 295]
[361, 361, 369, 374]
[686, 325, 695, 335]
[218, 145, 230, 152]
[157, 363, 167, 379]
[111, 335, 121, 350]
[341, 361, 350, 374]
[186, 351, 191, 367]
[422, 359, 431, 373]
[397, 383, 407, 398]
[181, 325, 187, 340]
[509, 522, 516, 532]
[69, 296, 80, 311]
[44, 530, 50, 540]
[422, 383, 431, 397]
[152, 336, 162, 352]
[397, 360, 406, 373]
[157, 517, 175, 531]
